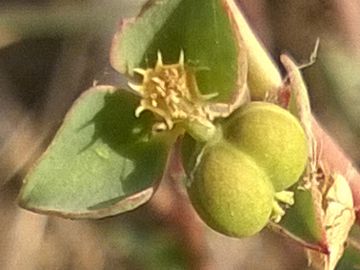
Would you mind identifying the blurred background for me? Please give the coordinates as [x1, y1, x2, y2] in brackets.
[0, 0, 359, 269]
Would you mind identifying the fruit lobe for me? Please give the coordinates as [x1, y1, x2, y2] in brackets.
[223, 102, 308, 191]
[188, 141, 274, 237]
[183, 101, 308, 238]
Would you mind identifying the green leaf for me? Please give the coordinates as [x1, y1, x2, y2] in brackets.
[279, 187, 326, 249]
[111, 0, 247, 102]
[337, 227, 360, 270]
[336, 244, 360, 270]
[19, 86, 174, 218]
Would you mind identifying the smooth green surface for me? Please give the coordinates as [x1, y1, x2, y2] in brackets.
[280, 188, 324, 245]
[337, 227, 360, 270]
[225, 1, 282, 100]
[111, 0, 246, 102]
[188, 142, 274, 238]
[224, 102, 308, 191]
[19, 86, 173, 218]
[336, 245, 360, 270]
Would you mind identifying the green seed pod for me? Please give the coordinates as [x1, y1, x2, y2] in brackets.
[223, 102, 308, 191]
[187, 141, 274, 237]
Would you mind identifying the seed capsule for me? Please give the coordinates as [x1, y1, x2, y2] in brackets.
[223, 102, 308, 191]
[187, 142, 274, 237]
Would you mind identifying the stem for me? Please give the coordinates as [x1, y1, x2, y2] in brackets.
[184, 119, 217, 143]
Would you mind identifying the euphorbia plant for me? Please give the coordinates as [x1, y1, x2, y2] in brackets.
[17, 0, 360, 269]
[183, 101, 308, 237]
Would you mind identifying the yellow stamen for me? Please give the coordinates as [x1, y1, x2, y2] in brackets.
[156, 51, 163, 68]
[155, 86, 166, 97]
[151, 99, 158, 107]
[128, 82, 143, 93]
[178, 50, 185, 66]
[133, 68, 146, 76]
[135, 106, 145, 117]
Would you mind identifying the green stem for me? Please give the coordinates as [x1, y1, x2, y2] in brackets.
[183, 119, 217, 143]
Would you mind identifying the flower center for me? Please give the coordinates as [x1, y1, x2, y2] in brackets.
[129, 51, 208, 130]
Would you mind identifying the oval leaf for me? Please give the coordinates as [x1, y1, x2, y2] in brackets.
[111, 0, 247, 102]
[19, 86, 174, 218]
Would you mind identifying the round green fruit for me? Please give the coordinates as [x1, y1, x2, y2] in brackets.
[187, 142, 274, 237]
[223, 102, 308, 191]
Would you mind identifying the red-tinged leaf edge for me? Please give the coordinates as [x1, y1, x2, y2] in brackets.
[312, 117, 360, 223]
[18, 86, 178, 219]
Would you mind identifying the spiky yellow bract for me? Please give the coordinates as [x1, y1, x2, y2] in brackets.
[223, 102, 308, 191]
[188, 141, 274, 237]
[129, 51, 249, 142]
[129, 51, 211, 131]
